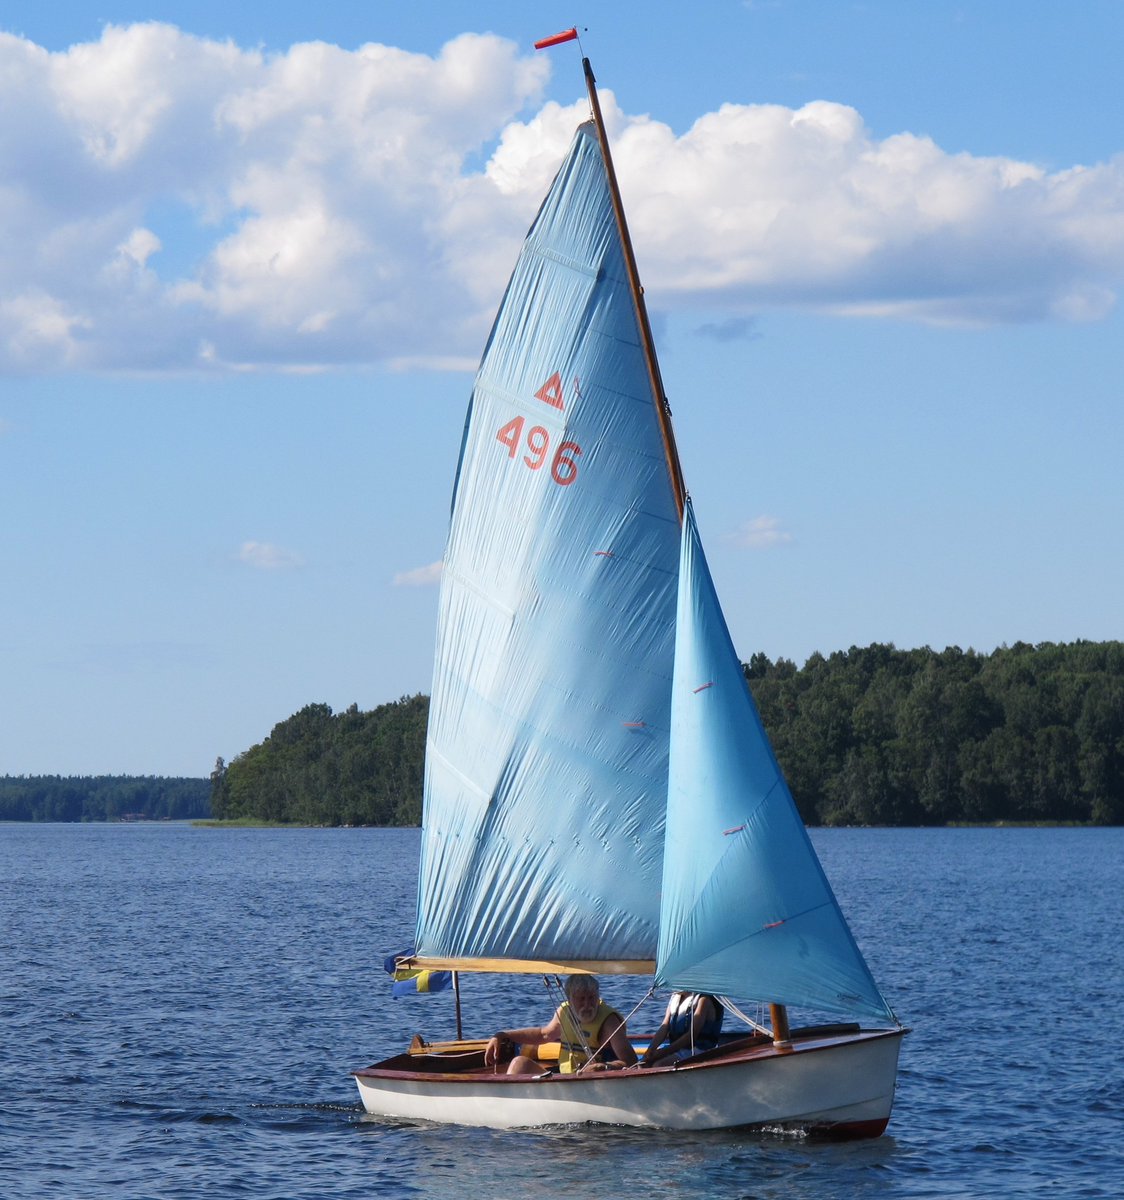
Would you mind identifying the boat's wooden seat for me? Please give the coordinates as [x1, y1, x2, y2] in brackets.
[408, 1036, 494, 1053]
[382, 1035, 565, 1074]
[402, 1037, 562, 1065]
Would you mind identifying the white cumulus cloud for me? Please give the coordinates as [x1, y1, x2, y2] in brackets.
[236, 540, 305, 569]
[724, 516, 793, 549]
[392, 560, 443, 587]
[0, 23, 546, 372]
[3, 22, 1124, 373]
[492, 93, 1124, 323]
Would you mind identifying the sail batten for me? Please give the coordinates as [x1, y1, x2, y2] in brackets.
[656, 504, 893, 1020]
[415, 123, 681, 965]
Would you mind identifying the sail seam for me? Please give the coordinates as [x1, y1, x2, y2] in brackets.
[662, 898, 833, 972]
[426, 747, 493, 804]
[442, 564, 516, 620]
[433, 675, 669, 786]
[473, 379, 568, 431]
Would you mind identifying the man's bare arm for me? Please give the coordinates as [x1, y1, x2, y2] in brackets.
[639, 1019, 670, 1065]
[579, 1012, 636, 1071]
[641, 997, 719, 1065]
[483, 1013, 562, 1065]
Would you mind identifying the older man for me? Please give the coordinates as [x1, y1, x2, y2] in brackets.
[483, 974, 638, 1075]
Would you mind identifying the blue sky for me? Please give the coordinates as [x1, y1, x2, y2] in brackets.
[2, 1, 1123, 774]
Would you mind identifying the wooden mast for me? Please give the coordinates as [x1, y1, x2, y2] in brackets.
[452, 970, 463, 1041]
[769, 1002, 791, 1048]
[583, 57, 687, 522]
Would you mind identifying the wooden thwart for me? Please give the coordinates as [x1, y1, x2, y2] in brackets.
[407, 1038, 491, 1055]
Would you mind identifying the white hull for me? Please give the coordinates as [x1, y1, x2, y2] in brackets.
[353, 1029, 903, 1134]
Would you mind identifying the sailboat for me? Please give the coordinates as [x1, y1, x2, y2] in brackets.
[352, 47, 905, 1134]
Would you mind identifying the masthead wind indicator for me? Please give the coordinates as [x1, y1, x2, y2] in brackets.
[534, 28, 579, 49]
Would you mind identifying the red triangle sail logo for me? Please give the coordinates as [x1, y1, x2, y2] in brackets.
[534, 372, 564, 410]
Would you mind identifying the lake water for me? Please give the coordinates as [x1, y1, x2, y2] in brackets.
[1, 824, 1120, 1199]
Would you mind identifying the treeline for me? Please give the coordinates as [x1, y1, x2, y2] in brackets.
[210, 695, 427, 826]
[0, 776, 211, 822]
[210, 641, 1123, 827]
[747, 641, 1124, 825]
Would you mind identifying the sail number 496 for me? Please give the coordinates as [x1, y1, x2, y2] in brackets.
[496, 416, 581, 485]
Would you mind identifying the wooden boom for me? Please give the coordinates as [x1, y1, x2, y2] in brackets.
[398, 955, 656, 975]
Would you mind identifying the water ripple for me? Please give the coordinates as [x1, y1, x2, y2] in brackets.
[1, 824, 1121, 1199]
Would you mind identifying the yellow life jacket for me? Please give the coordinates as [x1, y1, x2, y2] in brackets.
[557, 999, 621, 1074]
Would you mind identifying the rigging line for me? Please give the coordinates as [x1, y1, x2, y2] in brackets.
[545, 973, 597, 1072]
[543, 971, 568, 1030]
[613, 985, 656, 1072]
[533, 973, 570, 1078]
[540, 973, 571, 1069]
[567, 977, 649, 1075]
[716, 995, 772, 1037]
[619, 985, 655, 1028]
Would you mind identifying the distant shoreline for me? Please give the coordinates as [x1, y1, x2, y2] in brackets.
[185, 818, 1112, 830]
[0, 775, 210, 823]
[2, 817, 1114, 829]
[190, 817, 420, 828]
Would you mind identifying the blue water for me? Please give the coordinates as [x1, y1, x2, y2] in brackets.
[1, 825, 1120, 1199]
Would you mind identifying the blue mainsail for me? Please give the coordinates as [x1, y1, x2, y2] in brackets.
[656, 503, 893, 1020]
[415, 123, 681, 964]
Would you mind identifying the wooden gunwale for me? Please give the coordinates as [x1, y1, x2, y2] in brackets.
[351, 1027, 904, 1084]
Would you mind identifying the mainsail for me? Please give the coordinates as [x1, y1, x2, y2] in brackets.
[414, 123, 682, 967]
[656, 503, 894, 1020]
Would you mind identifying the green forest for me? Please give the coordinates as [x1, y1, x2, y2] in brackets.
[0, 776, 211, 822]
[748, 640, 1123, 825]
[209, 640, 1123, 826]
[8, 641, 1116, 825]
[210, 694, 428, 825]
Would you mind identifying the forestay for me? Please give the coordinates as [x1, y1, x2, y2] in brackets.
[415, 123, 681, 966]
[656, 503, 894, 1020]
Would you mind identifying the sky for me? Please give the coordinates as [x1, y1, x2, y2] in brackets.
[2, 1, 1123, 775]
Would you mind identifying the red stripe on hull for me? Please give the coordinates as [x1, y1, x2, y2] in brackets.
[810, 1117, 889, 1140]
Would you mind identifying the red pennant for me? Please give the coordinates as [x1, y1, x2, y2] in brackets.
[534, 372, 564, 410]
